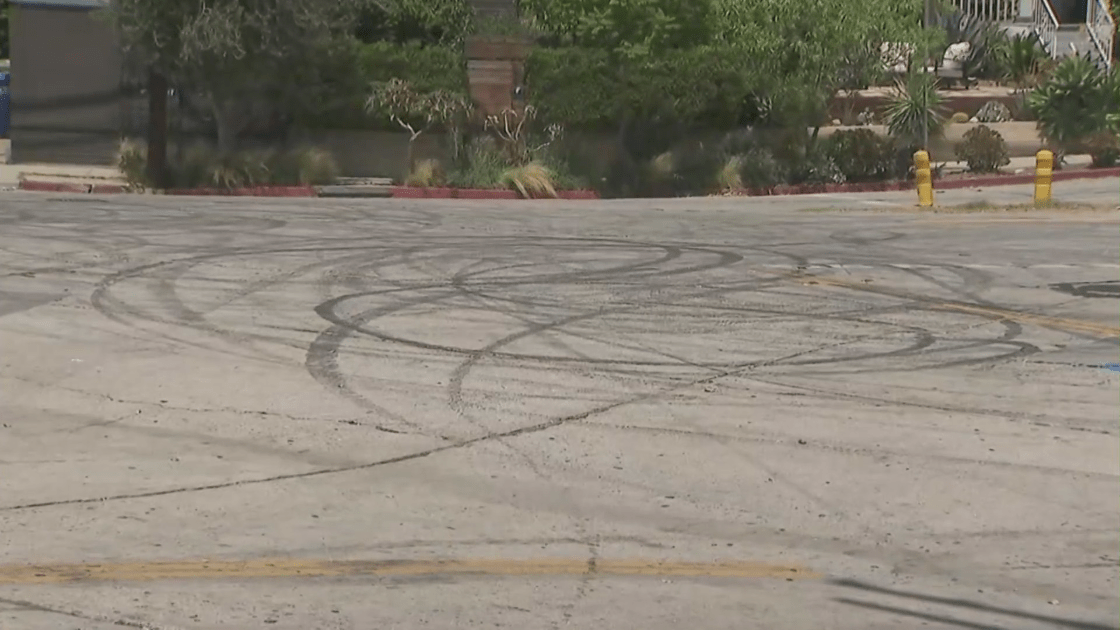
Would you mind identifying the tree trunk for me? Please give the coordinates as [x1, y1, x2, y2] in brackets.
[146, 69, 169, 188]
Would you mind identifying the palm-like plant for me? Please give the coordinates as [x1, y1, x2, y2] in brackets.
[885, 72, 948, 149]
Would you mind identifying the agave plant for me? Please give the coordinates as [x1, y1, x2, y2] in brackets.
[885, 72, 948, 149]
[1027, 56, 1110, 155]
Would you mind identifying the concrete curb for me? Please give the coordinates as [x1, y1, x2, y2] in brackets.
[16, 168, 1116, 199]
[727, 167, 1120, 198]
[164, 186, 317, 197]
[16, 181, 316, 197]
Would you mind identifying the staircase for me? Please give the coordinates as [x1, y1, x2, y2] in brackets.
[954, 0, 1114, 69]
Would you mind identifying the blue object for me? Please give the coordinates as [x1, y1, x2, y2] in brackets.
[0, 72, 10, 138]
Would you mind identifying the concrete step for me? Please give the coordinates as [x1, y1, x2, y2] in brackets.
[316, 184, 394, 198]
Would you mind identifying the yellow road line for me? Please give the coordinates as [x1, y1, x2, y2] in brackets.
[0, 557, 819, 585]
[804, 276, 1119, 337]
[937, 303, 1120, 338]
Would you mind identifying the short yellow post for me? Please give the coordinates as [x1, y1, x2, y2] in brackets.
[914, 150, 934, 207]
[1034, 150, 1053, 205]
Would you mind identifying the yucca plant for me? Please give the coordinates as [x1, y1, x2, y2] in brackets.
[884, 72, 948, 149]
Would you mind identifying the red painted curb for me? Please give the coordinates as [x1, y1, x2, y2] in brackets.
[733, 181, 910, 197]
[165, 186, 316, 197]
[18, 180, 92, 193]
[730, 168, 1118, 197]
[454, 188, 520, 200]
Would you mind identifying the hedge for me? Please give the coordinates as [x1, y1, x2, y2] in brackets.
[525, 45, 768, 130]
[306, 41, 784, 132]
[357, 41, 467, 94]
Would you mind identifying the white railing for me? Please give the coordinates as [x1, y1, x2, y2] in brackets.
[1085, 0, 1115, 68]
[1032, 0, 1061, 57]
[952, 0, 1019, 22]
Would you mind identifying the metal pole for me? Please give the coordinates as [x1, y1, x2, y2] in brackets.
[923, 0, 930, 151]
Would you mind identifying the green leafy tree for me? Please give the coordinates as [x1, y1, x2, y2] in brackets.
[713, 0, 924, 153]
[521, 0, 713, 59]
[355, 0, 473, 46]
[106, 0, 368, 152]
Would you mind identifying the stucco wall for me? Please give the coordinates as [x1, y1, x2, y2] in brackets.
[9, 2, 123, 164]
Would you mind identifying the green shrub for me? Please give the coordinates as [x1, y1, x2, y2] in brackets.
[405, 158, 446, 187]
[525, 44, 764, 130]
[447, 137, 509, 189]
[954, 124, 1010, 173]
[951, 112, 970, 123]
[716, 155, 745, 191]
[172, 143, 216, 189]
[670, 143, 724, 195]
[1028, 56, 1110, 156]
[1086, 131, 1119, 167]
[164, 145, 338, 189]
[824, 129, 889, 182]
[736, 147, 788, 189]
[292, 147, 340, 185]
[501, 162, 559, 198]
[796, 152, 847, 185]
[116, 139, 148, 191]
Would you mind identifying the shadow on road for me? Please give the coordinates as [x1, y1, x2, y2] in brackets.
[831, 578, 1115, 630]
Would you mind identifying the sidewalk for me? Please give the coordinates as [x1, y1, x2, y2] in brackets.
[1, 140, 124, 189]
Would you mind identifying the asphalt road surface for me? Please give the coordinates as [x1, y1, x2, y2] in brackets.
[1, 186, 1118, 630]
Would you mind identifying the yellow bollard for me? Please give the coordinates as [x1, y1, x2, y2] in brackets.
[914, 150, 934, 207]
[1034, 150, 1053, 205]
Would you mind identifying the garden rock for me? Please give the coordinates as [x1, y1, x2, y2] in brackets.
[973, 101, 1012, 123]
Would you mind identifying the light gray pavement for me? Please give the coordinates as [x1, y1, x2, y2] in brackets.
[0, 187, 1118, 630]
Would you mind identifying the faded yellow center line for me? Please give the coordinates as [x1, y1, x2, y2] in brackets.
[0, 557, 820, 585]
[936, 303, 1120, 338]
[803, 276, 1119, 338]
